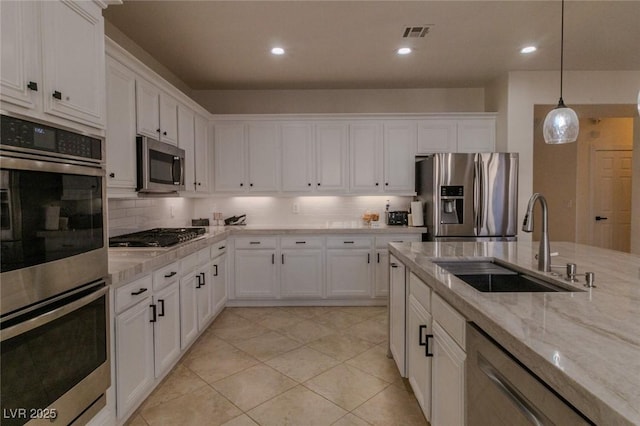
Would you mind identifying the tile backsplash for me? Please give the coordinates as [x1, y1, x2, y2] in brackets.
[108, 195, 413, 236]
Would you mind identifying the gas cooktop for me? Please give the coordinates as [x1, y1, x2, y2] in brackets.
[109, 227, 206, 248]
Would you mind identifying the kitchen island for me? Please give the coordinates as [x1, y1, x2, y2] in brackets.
[389, 241, 640, 426]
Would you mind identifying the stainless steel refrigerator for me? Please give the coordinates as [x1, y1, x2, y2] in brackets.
[416, 153, 519, 241]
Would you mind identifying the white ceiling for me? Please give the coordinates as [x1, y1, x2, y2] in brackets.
[103, 1, 640, 90]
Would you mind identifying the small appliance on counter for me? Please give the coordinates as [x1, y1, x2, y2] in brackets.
[224, 214, 246, 226]
[386, 211, 409, 226]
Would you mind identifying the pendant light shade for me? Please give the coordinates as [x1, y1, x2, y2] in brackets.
[543, 0, 579, 144]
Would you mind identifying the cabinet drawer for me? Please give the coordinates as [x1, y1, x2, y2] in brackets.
[210, 239, 227, 258]
[115, 274, 152, 314]
[234, 237, 277, 249]
[326, 236, 372, 249]
[376, 234, 421, 249]
[409, 272, 431, 312]
[432, 293, 466, 348]
[153, 261, 179, 291]
[180, 252, 199, 274]
[281, 236, 324, 249]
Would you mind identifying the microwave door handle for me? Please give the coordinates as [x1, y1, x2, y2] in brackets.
[172, 156, 182, 185]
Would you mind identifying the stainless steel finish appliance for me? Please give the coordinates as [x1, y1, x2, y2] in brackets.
[386, 211, 409, 226]
[109, 227, 206, 248]
[416, 153, 518, 241]
[1, 113, 109, 425]
[466, 323, 593, 425]
[137, 135, 185, 193]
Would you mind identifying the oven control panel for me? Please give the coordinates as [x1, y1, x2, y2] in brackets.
[0, 115, 102, 160]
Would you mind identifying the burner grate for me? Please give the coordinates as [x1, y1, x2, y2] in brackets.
[109, 227, 206, 248]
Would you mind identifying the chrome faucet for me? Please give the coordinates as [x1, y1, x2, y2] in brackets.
[522, 193, 551, 272]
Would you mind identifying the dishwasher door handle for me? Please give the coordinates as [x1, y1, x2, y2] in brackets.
[478, 354, 551, 426]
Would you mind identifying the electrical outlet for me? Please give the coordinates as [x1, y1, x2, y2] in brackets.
[292, 202, 300, 214]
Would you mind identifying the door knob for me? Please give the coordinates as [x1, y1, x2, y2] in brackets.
[595, 216, 609, 221]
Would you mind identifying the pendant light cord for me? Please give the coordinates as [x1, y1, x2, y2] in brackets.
[559, 0, 565, 105]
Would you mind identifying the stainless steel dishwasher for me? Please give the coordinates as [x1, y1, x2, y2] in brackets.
[466, 323, 594, 425]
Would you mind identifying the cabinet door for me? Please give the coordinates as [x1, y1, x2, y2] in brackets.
[383, 121, 417, 192]
[106, 57, 136, 189]
[41, 0, 105, 128]
[115, 298, 154, 418]
[315, 123, 348, 192]
[457, 118, 496, 152]
[326, 249, 372, 298]
[247, 122, 279, 192]
[179, 271, 199, 349]
[374, 250, 389, 297]
[194, 114, 210, 192]
[159, 93, 178, 145]
[211, 253, 227, 314]
[153, 282, 181, 378]
[389, 256, 406, 376]
[281, 249, 323, 298]
[408, 294, 433, 421]
[178, 104, 196, 191]
[350, 122, 382, 193]
[214, 123, 246, 192]
[281, 122, 314, 192]
[432, 321, 466, 426]
[417, 120, 457, 154]
[136, 78, 161, 139]
[196, 267, 213, 329]
[234, 250, 277, 298]
[0, 0, 40, 110]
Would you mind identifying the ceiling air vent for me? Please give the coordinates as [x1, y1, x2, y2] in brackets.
[402, 26, 431, 38]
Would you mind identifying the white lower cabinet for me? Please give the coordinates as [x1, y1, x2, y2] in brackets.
[234, 237, 278, 299]
[389, 254, 407, 375]
[374, 235, 421, 298]
[431, 293, 467, 426]
[280, 237, 323, 298]
[211, 242, 228, 314]
[326, 237, 373, 298]
[407, 273, 433, 422]
[152, 281, 181, 377]
[179, 248, 213, 349]
[115, 284, 154, 418]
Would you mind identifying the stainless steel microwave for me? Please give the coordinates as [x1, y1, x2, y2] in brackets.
[137, 136, 185, 193]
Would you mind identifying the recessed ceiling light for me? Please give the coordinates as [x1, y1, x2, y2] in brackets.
[520, 46, 537, 54]
[397, 47, 412, 55]
[271, 47, 285, 55]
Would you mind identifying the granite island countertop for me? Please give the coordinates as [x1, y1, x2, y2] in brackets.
[108, 224, 425, 287]
[388, 240, 640, 426]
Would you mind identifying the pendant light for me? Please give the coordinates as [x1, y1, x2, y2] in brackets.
[543, 0, 579, 144]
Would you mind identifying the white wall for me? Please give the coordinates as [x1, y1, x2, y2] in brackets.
[191, 88, 485, 114]
[108, 198, 196, 237]
[493, 70, 640, 249]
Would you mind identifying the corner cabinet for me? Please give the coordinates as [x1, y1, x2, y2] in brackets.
[1, 0, 107, 129]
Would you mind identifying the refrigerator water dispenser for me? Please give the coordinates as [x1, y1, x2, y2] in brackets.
[440, 186, 464, 224]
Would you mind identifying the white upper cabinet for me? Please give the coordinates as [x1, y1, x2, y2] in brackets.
[247, 122, 279, 192]
[214, 122, 246, 192]
[213, 122, 279, 193]
[1, 0, 106, 130]
[350, 122, 383, 193]
[193, 114, 210, 192]
[383, 121, 417, 193]
[417, 116, 495, 154]
[177, 104, 196, 191]
[315, 122, 348, 192]
[281, 122, 315, 192]
[136, 78, 178, 145]
[105, 56, 137, 190]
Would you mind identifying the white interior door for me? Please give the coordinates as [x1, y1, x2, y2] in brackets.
[592, 149, 633, 252]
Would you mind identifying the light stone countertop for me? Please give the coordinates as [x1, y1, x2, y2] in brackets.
[388, 240, 640, 426]
[108, 224, 425, 287]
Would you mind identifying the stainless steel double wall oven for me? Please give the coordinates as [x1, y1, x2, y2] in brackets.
[0, 114, 109, 425]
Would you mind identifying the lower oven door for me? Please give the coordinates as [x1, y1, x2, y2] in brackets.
[0, 282, 110, 426]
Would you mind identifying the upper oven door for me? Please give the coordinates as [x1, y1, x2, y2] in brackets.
[0, 155, 107, 317]
[137, 136, 185, 193]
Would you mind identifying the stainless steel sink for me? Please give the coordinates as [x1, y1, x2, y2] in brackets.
[433, 260, 580, 293]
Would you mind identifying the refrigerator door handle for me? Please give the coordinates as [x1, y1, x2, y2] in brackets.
[473, 158, 480, 233]
[477, 156, 485, 233]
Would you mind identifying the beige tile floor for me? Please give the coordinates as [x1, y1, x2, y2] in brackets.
[126, 306, 429, 426]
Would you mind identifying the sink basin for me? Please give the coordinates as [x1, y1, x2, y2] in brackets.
[434, 260, 579, 293]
